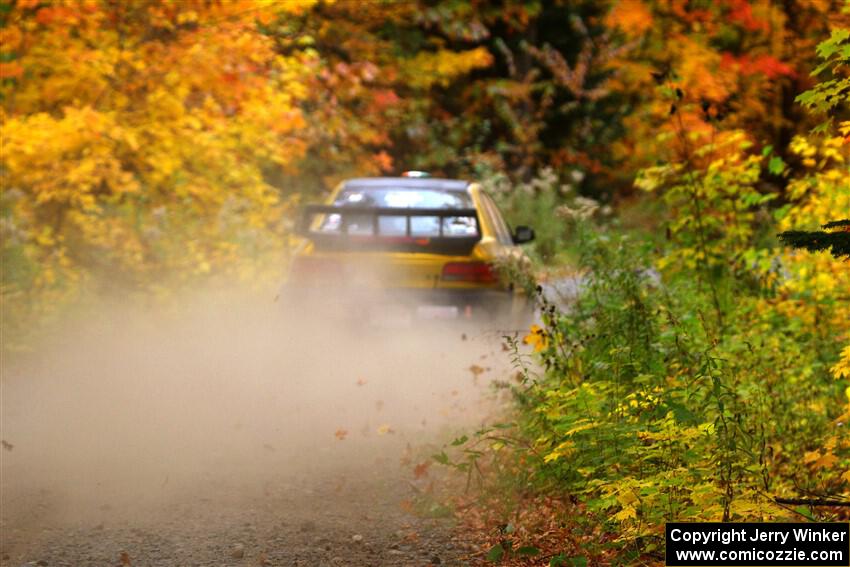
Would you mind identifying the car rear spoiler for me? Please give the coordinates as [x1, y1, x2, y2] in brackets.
[296, 204, 482, 255]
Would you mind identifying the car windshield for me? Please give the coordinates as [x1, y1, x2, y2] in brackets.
[320, 188, 476, 237]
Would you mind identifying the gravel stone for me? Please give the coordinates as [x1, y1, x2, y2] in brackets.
[229, 544, 245, 559]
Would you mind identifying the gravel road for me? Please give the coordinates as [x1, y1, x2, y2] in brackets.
[3, 459, 468, 567]
[2, 297, 511, 567]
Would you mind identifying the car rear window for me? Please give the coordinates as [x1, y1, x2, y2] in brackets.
[322, 188, 476, 237]
[333, 187, 472, 209]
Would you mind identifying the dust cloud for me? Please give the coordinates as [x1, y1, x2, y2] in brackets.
[1, 287, 515, 536]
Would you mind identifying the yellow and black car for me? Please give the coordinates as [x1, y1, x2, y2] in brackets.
[283, 172, 535, 326]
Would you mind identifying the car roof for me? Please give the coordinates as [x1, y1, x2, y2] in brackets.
[341, 177, 470, 191]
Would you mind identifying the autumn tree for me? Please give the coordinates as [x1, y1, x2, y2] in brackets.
[605, 0, 846, 188]
[1, 0, 322, 340]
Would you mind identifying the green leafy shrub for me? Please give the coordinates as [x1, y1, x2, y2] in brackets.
[437, 34, 850, 561]
[477, 166, 610, 266]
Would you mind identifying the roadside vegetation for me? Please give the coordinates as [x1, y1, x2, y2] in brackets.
[434, 27, 850, 567]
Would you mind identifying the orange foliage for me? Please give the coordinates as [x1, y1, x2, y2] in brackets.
[606, 0, 654, 36]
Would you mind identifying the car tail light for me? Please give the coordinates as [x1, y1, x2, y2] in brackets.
[441, 262, 498, 283]
[288, 257, 343, 284]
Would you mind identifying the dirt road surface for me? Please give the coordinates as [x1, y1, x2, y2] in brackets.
[1, 295, 513, 566]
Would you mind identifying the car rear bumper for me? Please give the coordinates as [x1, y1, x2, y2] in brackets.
[280, 285, 525, 324]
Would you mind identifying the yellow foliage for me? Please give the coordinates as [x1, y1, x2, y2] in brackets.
[613, 505, 637, 522]
[403, 47, 493, 89]
[1, 0, 317, 328]
[543, 440, 575, 463]
[776, 135, 850, 331]
[524, 324, 549, 352]
[833, 345, 850, 380]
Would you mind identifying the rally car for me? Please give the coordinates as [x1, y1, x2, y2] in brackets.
[282, 172, 535, 327]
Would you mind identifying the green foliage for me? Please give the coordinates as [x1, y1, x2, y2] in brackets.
[481, 166, 609, 266]
[486, 543, 505, 562]
[476, 204, 846, 556]
[796, 28, 850, 131]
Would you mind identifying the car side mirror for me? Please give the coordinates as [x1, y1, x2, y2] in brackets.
[513, 225, 535, 244]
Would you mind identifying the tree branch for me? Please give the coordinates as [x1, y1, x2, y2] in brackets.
[774, 497, 850, 507]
